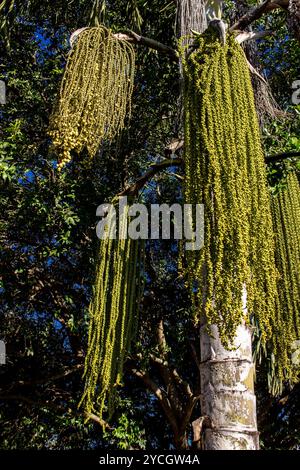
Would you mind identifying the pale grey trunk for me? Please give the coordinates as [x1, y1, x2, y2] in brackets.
[200, 322, 259, 449]
[177, 0, 259, 450]
[198, 288, 259, 449]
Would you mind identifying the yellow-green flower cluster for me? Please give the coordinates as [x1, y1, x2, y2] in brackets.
[271, 171, 300, 382]
[79, 202, 144, 421]
[181, 33, 279, 350]
[49, 26, 135, 169]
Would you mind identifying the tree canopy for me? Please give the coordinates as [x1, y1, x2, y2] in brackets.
[0, 0, 300, 450]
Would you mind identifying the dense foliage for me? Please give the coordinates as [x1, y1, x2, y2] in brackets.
[0, 0, 299, 450]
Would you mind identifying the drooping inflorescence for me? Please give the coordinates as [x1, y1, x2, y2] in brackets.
[181, 32, 280, 355]
[78, 28, 300, 422]
[49, 26, 135, 170]
[79, 201, 144, 420]
[270, 171, 300, 383]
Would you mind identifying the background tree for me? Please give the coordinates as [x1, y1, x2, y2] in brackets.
[0, 0, 299, 450]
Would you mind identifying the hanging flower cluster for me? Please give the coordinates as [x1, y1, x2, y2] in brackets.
[79, 202, 144, 420]
[49, 26, 135, 169]
[181, 32, 279, 352]
[270, 171, 300, 382]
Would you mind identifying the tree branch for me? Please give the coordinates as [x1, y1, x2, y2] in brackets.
[118, 150, 299, 198]
[130, 367, 179, 434]
[0, 394, 67, 411]
[115, 31, 178, 60]
[85, 412, 112, 429]
[157, 318, 167, 357]
[149, 354, 184, 419]
[150, 354, 200, 402]
[230, 0, 288, 32]
[180, 395, 200, 437]
[265, 151, 300, 163]
[246, 58, 268, 85]
[70, 1, 289, 65]
[70, 28, 177, 60]
[0, 393, 112, 430]
[131, 368, 168, 403]
[118, 158, 183, 196]
[171, 368, 195, 400]
[152, 320, 184, 418]
[236, 30, 274, 44]
[15, 364, 84, 387]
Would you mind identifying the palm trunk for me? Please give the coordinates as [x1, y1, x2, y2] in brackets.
[199, 322, 259, 450]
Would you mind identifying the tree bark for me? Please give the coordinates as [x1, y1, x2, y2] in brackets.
[288, 0, 300, 42]
[176, 0, 207, 42]
[199, 322, 259, 450]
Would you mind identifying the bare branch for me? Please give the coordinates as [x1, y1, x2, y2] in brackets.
[179, 395, 201, 437]
[117, 31, 178, 60]
[70, 28, 177, 60]
[246, 59, 268, 85]
[269, 0, 289, 10]
[157, 319, 167, 356]
[165, 139, 184, 157]
[265, 151, 300, 163]
[131, 368, 167, 402]
[149, 354, 168, 367]
[118, 148, 300, 198]
[151, 320, 183, 417]
[118, 158, 183, 197]
[85, 412, 112, 429]
[0, 393, 112, 430]
[15, 364, 84, 387]
[171, 368, 195, 400]
[236, 30, 274, 44]
[149, 354, 198, 401]
[230, 0, 287, 32]
[131, 367, 179, 434]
